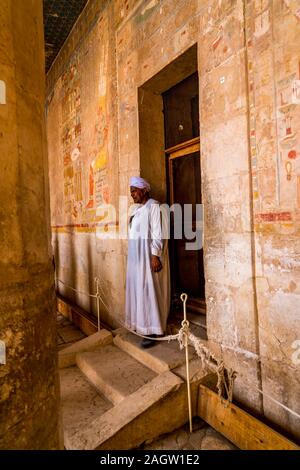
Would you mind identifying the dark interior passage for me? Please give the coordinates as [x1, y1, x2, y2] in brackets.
[163, 73, 205, 313]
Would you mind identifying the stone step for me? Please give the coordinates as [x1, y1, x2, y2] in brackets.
[64, 370, 184, 450]
[60, 328, 209, 450]
[60, 366, 113, 443]
[76, 344, 157, 404]
[59, 329, 113, 368]
[113, 328, 196, 374]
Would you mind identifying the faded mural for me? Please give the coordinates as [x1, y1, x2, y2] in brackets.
[247, 0, 300, 227]
[48, 15, 111, 233]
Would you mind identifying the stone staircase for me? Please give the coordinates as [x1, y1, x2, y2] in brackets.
[59, 328, 208, 450]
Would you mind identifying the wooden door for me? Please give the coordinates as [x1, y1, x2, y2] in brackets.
[166, 137, 206, 313]
[162, 72, 205, 314]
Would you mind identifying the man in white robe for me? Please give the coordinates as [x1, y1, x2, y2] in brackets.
[125, 176, 170, 348]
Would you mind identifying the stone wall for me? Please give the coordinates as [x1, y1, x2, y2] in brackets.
[0, 0, 60, 449]
[245, 0, 300, 439]
[46, 0, 300, 441]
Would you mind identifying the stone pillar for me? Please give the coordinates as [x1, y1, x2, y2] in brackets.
[0, 0, 60, 449]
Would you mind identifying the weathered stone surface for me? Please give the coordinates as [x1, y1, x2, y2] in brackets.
[76, 345, 157, 404]
[173, 357, 210, 383]
[114, 329, 196, 373]
[59, 329, 113, 368]
[188, 427, 207, 449]
[200, 427, 237, 451]
[65, 370, 183, 450]
[60, 366, 112, 441]
[0, 0, 59, 449]
[58, 324, 86, 344]
[210, 341, 263, 413]
[141, 417, 237, 450]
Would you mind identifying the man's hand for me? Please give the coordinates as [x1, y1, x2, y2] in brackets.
[151, 255, 162, 273]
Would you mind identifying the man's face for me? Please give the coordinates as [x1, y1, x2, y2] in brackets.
[130, 186, 145, 203]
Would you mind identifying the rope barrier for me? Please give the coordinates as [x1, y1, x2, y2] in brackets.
[255, 388, 300, 420]
[55, 276, 300, 422]
[56, 278, 97, 298]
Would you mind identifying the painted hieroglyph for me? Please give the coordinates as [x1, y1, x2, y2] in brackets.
[56, 18, 110, 228]
[277, 69, 300, 210]
[61, 57, 82, 219]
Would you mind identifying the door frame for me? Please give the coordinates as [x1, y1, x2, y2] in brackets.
[165, 136, 200, 206]
[165, 136, 206, 313]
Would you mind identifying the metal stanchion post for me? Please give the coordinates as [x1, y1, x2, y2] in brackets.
[95, 277, 101, 331]
[180, 293, 193, 433]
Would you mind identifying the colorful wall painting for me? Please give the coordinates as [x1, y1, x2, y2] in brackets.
[55, 27, 111, 229]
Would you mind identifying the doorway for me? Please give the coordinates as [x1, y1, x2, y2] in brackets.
[138, 45, 206, 320]
[163, 73, 206, 315]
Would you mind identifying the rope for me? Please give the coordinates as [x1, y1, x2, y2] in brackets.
[255, 388, 300, 420]
[55, 276, 300, 420]
[110, 310, 235, 401]
[182, 329, 236, 401]
[55, 277, 229, 398]
[56, 277, 205, 338]
[56, 278, 97, 298]
[55, 277, 178, 341]
[114, 317, 178, 341]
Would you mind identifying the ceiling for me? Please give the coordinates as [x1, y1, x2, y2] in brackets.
[43, 0, 88, 73]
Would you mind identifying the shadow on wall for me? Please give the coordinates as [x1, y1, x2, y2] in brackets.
[87, 239, 95, 314]
[53, 234, 59, 290]
[53, 231, 77, 306]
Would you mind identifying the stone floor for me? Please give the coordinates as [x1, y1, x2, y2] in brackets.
[141, 417, 236, 450]
[57, 313, 86, 350]
[57, 313, 237, 450]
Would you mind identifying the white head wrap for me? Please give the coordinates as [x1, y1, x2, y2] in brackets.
[129, 176, 151, 192]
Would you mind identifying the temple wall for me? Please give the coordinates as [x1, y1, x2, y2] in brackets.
[46, 0, 300, 440]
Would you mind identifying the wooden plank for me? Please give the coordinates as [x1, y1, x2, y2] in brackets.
[169, 157, 174, 205]
[57, 295, 104, 336]
[165, 136, 200, 154]
[57, 297, 72, 320]
[187, 303, 206, 315]
[168, 143, 200, 159]
[198, 384, 299, 450]
[71, 310, 98, 336]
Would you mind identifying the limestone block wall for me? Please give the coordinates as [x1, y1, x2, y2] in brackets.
[46, 0, 300, 440]
[47, 0, 124, 327]
[197, 0, 261, 412]
[0, 0, 60, 449]
[245, 0, 300, 439]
